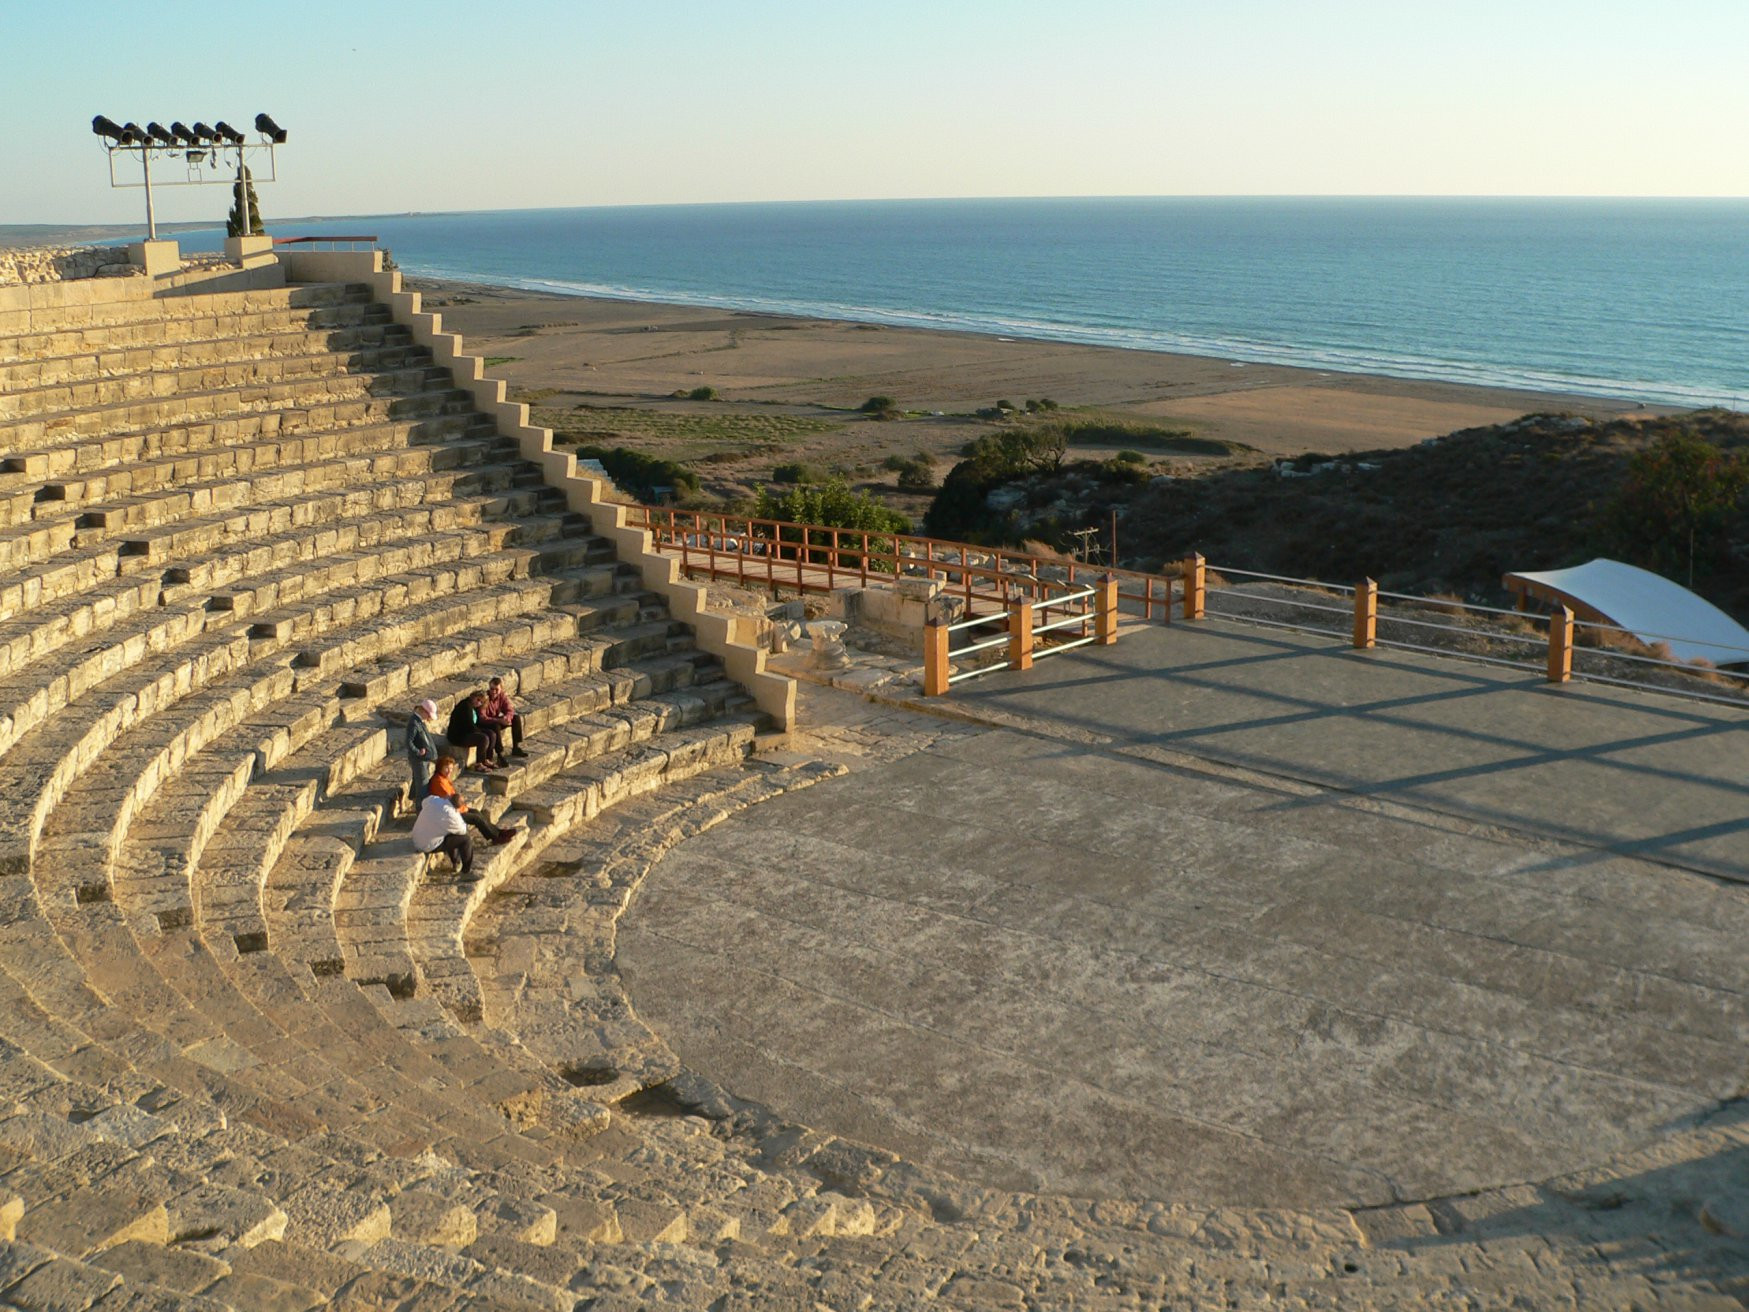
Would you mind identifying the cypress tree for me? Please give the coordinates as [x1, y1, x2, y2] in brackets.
[226, 164, 264, 237]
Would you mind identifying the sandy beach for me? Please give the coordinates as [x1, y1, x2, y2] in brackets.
[411, 278, 1659, 464]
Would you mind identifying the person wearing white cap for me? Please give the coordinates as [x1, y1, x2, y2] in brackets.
[406, 698, 440, 805]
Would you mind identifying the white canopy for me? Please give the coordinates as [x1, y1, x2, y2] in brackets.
[1504, 558, 1749, 666]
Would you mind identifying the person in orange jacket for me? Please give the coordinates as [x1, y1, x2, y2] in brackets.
[427, 756, 522, 845]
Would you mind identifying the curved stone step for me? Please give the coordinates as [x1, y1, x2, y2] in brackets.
[0, 361, 470, 453]
[409, 712, 765, 1024]
[470, 758, 847, 1102]
[0, 391, 494, 483]
[11, 424, 498, 529]
[0, 291, 388, 368]
[0, 281, 371, 342]
[0, 338, 434, 424]
[0, 315, 412, 393]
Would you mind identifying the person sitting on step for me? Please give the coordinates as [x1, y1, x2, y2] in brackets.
[446, 690, 504, 772]
[482, 676, 528, 759]
[427, 755, 522, 845]
[411, 790, 475, 880]
[405, 698, 440, 807]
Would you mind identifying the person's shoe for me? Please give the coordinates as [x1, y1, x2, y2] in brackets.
[458, 868, 480, 882]
[512, 747, 528, 758]
[493, 826, 523, 845]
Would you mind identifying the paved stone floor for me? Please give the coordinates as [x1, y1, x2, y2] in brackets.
[619, 622, 1749, 1213]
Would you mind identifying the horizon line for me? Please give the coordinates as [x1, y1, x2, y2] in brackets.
[8, 192, 1749, 230]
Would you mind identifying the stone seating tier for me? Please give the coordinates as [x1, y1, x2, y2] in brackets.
[0, 279, 957, 1307]
[5, 275, 1683, 1308]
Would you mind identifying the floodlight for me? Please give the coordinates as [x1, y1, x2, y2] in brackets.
[91, 109, 285, 242]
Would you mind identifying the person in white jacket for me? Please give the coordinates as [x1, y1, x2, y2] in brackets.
[412, 791, 474, 879]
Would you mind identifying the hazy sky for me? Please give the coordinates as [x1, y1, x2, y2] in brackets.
[5, 0, 1746, 226]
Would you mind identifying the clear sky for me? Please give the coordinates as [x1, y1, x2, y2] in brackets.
[5, 0, 1745, 226]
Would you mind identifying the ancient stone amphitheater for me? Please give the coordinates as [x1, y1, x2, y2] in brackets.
[0, 249, 1742, 1311]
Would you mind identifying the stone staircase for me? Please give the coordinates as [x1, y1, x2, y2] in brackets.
[0, 267, 1740, 1311]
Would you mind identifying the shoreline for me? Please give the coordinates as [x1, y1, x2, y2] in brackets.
[408, 275, 1666, 460]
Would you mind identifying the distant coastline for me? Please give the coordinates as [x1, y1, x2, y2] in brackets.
[411, 275, 1660, 462]
[9, 197, 1744, 412]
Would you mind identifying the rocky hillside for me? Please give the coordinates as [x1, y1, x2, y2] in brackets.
[930, 410, 1749, 619]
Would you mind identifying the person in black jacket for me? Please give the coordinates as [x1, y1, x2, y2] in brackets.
[446, 690, 503, 772]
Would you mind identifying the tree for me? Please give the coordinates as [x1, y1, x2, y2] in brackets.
[226, 165, 264, 238]
[1602, 430, 1749, 586]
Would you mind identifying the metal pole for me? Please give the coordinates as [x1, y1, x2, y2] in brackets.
[141, 147, 157, 240]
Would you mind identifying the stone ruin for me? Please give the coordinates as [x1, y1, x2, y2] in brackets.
[0, 241, 1739, 1309]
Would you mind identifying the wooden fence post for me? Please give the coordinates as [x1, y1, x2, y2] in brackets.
[1096, 574, 1119, 645]
[1183, 554, 1206, 621]
[1547, 606, 1574, 683]
[1353, 578, 1378, 649]
[1008, 595, 1034, 671]
[923, 619, 950, 696]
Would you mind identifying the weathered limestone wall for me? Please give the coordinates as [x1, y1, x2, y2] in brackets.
[279, 248, 798, 731]
[0, 244, 137, 285]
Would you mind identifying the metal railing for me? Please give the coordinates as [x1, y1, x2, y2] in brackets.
[1184, 556, 1749, 706]
[924, 581, 1117, 694]
[271, 235, 379, 249]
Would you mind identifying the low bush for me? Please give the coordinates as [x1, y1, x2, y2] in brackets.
[570, 445, 699, 501]
[772, 461, 826, 484]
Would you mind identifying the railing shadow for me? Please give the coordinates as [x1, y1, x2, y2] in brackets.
[953, 623, 1749, 881]
[1373, 1101, 1749, 1298]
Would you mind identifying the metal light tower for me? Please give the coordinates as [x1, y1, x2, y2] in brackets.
[92, 113, 287, 239]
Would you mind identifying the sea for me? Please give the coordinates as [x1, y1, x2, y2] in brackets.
[168, 197, 1749, 411]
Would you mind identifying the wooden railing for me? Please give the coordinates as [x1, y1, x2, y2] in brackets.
[630, 506, 1748, 706]
[629, 505, 1178, 622]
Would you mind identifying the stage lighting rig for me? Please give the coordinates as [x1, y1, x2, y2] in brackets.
[91, 111, 288, 240]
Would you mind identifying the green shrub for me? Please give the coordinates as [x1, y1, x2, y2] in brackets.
[896, 457, 936, 491]
[1600, 429, 1749, 585]
[687, 386, 719, 401]
[571, 445, 699, 501]
[755, 479, 910, 534]
[754, 478, 911, 572]
[1115, 449, 1147, 464]
[961, 427, 1066, 478]
[772, 461, 825, 484]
